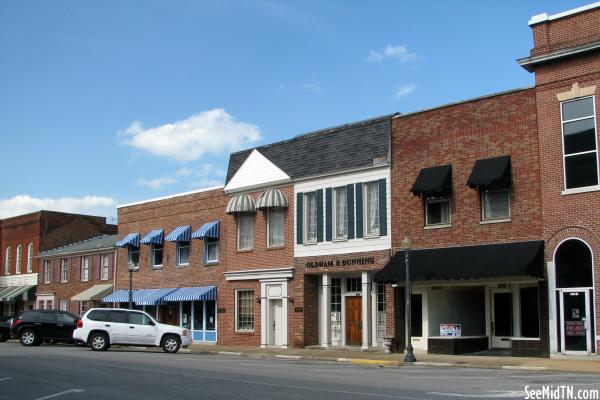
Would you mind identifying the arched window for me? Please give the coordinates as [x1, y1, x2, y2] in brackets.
[555, 239, 594, 288]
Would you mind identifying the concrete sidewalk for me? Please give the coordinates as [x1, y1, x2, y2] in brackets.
[186, 344, 600, 374]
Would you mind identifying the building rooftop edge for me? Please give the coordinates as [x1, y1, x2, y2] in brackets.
[116, 185, 224, 209]
[529, 2, 600, 26]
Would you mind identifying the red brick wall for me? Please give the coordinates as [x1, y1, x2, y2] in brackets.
[391, 88, 542, 252]
[529, 8, 600, 352]
[1, 215, 40, 276]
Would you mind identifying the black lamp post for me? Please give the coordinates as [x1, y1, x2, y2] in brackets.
[127, 261, 138, 310]
[401, 236, 416, 363]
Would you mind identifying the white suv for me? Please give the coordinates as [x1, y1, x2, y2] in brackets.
[73, 308, 193, 353]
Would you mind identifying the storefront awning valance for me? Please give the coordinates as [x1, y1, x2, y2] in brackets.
[136, 288, 177, 306]
[0, 285, 35, 302]
[225, 193, 256, 214]
[165, 226, 191, 242]
[410, 165, 452, 197]
[163, 286, 217, 302]
[192, 221, 220, 240]
[375, 240, 544, 283]
[256, 188, 288, 209]
[116, 233, 140, 248]
[141, 229, 164, 245]
[72, 284, 114, 302]
[467, 156, 511, 188]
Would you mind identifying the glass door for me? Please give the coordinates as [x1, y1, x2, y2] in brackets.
[560, 290, 590, 354]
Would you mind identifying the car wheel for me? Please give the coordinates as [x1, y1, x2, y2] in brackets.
[89, 333, 109, 351]
[162, 335, 181, 353]
[19, 329, 38, 346]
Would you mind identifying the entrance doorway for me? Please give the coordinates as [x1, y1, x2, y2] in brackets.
[269, 299, 283, 346]
[491, 290, 513, 348]
[560, 290, 591, 353]
[345, 296, 362, 345]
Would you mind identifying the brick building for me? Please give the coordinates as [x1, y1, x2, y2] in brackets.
[36, 234, 117, 315]
[518, 2, 600, 355]
[106, 187, 227, 343]
[0, 211, 116, 317]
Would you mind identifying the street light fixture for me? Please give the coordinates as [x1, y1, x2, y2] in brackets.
[401, 236, 416, 363]
[127, 261, 139, 310]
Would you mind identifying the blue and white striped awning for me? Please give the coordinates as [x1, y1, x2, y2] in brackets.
[116, 233, 140, 248]
[163, 286, 217, 302]
[192, 221, 220, 240]
[256, 188, 288, 209]
[136, 288, 178, 306]
[225, 193, 256, 214]
[102, 289, 155, 303]
[141, 229, 164, 245]
[165, 225, 191, 242]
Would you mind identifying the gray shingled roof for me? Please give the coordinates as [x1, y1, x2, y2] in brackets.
[226, 114, 395, 184]
[38, 234, 118, 258]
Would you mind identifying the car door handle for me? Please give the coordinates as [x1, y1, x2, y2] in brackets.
[105, 324, 111, 327]
[129, 326, 135, 329]
[34, 322, 42, 325]
[56, 324, 63, 327]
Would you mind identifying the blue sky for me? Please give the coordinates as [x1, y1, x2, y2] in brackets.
[0, 0, 582, 221]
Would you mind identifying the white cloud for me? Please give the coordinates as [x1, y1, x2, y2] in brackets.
[199, 163, 227, 178]
[302, 81, 321, 92]
[136, 177, 178, 190]
[176, 167, 192, 177]
[367, 44, 417, 63]
[395, 84, 417, 99]
[120, 109, 261, 162]
[0, 195, 116, 219]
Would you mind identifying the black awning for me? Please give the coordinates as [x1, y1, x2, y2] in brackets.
[467, 156, 511, 188]
[410, 165, 452, 196]
[375, 240, 544, 283]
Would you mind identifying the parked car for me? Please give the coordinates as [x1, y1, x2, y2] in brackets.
[12, 310, 80, 346]
[73, 308, 192, 353]
[0, 320, 10, 342]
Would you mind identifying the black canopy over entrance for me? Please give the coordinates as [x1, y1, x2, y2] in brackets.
[375, 240, 544, 283]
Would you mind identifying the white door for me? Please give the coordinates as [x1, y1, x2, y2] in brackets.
[271, 300, 283, 346]
[491, 290, 513, 348]
[126, 311, 158, 345]
[560, 290, 592, 355]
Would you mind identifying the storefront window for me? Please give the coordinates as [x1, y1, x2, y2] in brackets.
[236, 290, 254, 332]
[330, 278, 341, 342]
[376, 282, 386, 340]
[193, 301, 204, 331]
[346, 277, 361, 293]
[181, 302, 191, 329]
[206, 300, 216, 330]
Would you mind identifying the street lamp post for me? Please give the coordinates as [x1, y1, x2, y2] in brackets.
[401, 236, 416, 363]
[127, 261, 138, 310]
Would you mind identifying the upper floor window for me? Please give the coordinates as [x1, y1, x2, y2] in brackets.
[81, 256, 89, 281]
[425, 197, 451, 226]
[333, 187, 348, 240]
[60, 258, 68, 282]
[5, 247, 10, 275]
[128, 246, 140, 268]
[177, 241, 190, 266]
[152, 244, 163, 267]
[16, 245, 22, 274]
[237, 214, 254, 251]
[364, 181, 380, 236]
[205, 239, 219, 264]
[267, 209, 284, 247]
[561, 96, 598, 190]
[27, 243, 33, 273]
[304, 192, 317, 243]
[44, 260, 51, 283]
[101, 254, 110, 280]
[481, 186, 510, 221]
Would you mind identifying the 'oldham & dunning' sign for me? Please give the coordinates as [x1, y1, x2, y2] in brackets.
[305, 257, 376, 269]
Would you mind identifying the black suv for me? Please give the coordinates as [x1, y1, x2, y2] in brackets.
[12, 310, 80, 346]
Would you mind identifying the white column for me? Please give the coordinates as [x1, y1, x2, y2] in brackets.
[361, 271, 371, 351]
[547, 261, 557, 353]
[282, 281, 289, 348]
[321, 274, 331, 348]
[512, 284, 521, 337]
[260, 282, 267, 348]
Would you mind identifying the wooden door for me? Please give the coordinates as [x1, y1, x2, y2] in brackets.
[345, 296, 362, 345]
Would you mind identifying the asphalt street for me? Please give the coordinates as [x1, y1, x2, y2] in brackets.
[0, 341, 598, 400]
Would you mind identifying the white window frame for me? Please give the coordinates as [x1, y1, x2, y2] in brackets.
[333, 186, 348, 241]
[101, 254, 110, 280]
[176, 241, 190, 266]
[44, 260, 51, 283]
[59, 299, 68, 311]
[425, 196, 452, 227]
[235, 289, 254, 332]
[128, 246, 140, 267]
[60, 258, 68, 283]
[266, 208, 284, 248]
[27, 243, 33, 273]
[152, 244, 163, 268]
[237, 214, 254, 251]
[303, 192, 317, 244]
[5, 247, 10, 275]
[481, 187, 511, 222]
[363, 181, 380, 237]
[15, 245, 22, 275]
[376, 282, 387, 341]
[81, 256, 90, 282]
[205, 239, 219, 264]
[560, 95, 599, 193]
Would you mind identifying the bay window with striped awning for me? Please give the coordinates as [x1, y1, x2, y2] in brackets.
[192, 221, 220, 265]
[226, 193, 256, 251]
[141, 229, 164, 268]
